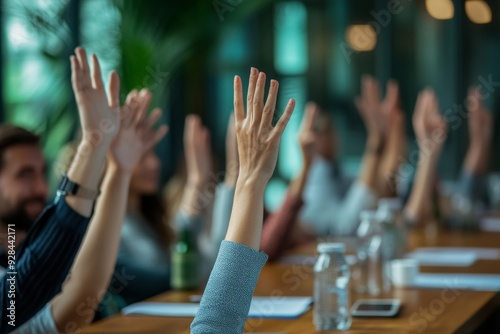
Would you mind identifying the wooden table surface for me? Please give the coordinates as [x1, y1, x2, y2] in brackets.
[81, 228, 500, 333]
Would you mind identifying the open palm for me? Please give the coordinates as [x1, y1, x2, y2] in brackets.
[413, 89, 447, 155]
[109, 89, 168, 172]
[233, 68, 295, 184]
[70, 47, 121, 143]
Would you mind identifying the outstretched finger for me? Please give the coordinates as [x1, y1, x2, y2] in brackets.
[121, 90, 138, 128]
[107, 71, 121, 112]
[384, 80, 399, 113]
[91, 54, 104, 89]
[135, 89, 152, 126]
[252, 72, 266, 124]
[70, 55, 83, 93]
[261, 79, 279, 132]
[272, 99, 296, 137]
[301, 102, 319, 133]
[246, 67, 258, 121]
[143, 108, 163, 131]
[366, 76, 380, 104]
[233, 76, 245, 122]
[75, 47, 91, 89]
[468, 86, 481, 113]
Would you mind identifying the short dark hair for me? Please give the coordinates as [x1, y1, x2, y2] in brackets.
[0, 124, 41, 171]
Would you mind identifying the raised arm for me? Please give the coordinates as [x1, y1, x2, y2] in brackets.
[176, 115, 211, 231]
[460, 87, 493, 201]
[260, 102, 318, 259]
[378, 80, 407, 197]
[1, 48, 121, 332]
[191, 67, 295, 333]
[355, 75, 385, 193]
[404, 89, 447, 224]
[66, 47, 121, 217]
[15, 91, 167, 334]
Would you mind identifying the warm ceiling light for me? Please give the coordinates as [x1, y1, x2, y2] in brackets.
[345, 25, 377, 52]
[425, 0, 454, 20]
[466, 0, 492, 24]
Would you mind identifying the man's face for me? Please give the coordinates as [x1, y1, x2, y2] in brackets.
[0, 144, 48, 230]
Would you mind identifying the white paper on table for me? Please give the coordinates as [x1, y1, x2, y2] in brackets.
[122, 302, 199, 317]
[409, 247, 500, 261]
[413, 273, 500, 291]
[248, 297, 312, 318]
[122, 297, 312, 319]
[406, 251, 477, 266]
[481, 217, 500, 232]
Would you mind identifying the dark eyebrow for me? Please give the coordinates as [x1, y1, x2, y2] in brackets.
[16, 166, 36, 176]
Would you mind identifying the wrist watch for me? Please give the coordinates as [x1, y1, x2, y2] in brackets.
[56, 174, 100, 200]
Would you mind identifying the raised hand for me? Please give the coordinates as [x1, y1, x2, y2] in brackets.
[233, 68, 296, 185]
[405, 89, 447, 224]
[70, 47, 120, 144]
[298, 102, 319, 167]
[355, 75, 384, 140]
[184, 115, 212, 187]
[383, 81, 405, 149]
[381, 80, 400, 118]
[466, 87, 493, 173]
[413, 89, 448, 157]
[108, 89, 168, 172]
[225, 113, 239, 186]
[378, 81, 407, 197]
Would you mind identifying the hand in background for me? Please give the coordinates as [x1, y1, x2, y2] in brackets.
[233, 68, 296, 185]
[184, 115, 212, 187]
[383, 81, 406, 155]
[108, 89, 168, 172]
[355, 75, 384, 143]
[465, 86, 493, 174]
[378, 80, 407, 197]
[180, 115, 212, 216]
[224, 113, 239, 186]
[405, 89, 447, 224]
[71, 47, 120, 145]
[298, 102, 319, 168]
[413, 89, 448, 157]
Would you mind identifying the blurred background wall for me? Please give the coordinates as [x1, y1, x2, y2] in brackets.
[1, 0, 499, 209]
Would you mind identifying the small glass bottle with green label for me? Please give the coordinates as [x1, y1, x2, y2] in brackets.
[171, 227, 198, 290]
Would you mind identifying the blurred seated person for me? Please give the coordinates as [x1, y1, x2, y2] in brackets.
[404, 87, 493, 228]
[0, 125, 48, 272]
[56, 93, 213, 316]
[455, 87, 493, 208]
[299, 76, 406, 236]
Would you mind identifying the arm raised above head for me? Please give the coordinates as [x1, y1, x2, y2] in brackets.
[191, 67, 296, 334]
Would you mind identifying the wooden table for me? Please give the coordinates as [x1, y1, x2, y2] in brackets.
[81, 229, 500, 333]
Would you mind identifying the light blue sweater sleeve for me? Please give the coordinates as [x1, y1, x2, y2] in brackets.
[191, 240, 268, 334]
[11, 304, 58, 334]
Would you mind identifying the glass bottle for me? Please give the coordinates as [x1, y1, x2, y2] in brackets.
[170, 227, 198, 290]
[314, 243, 351, 331]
